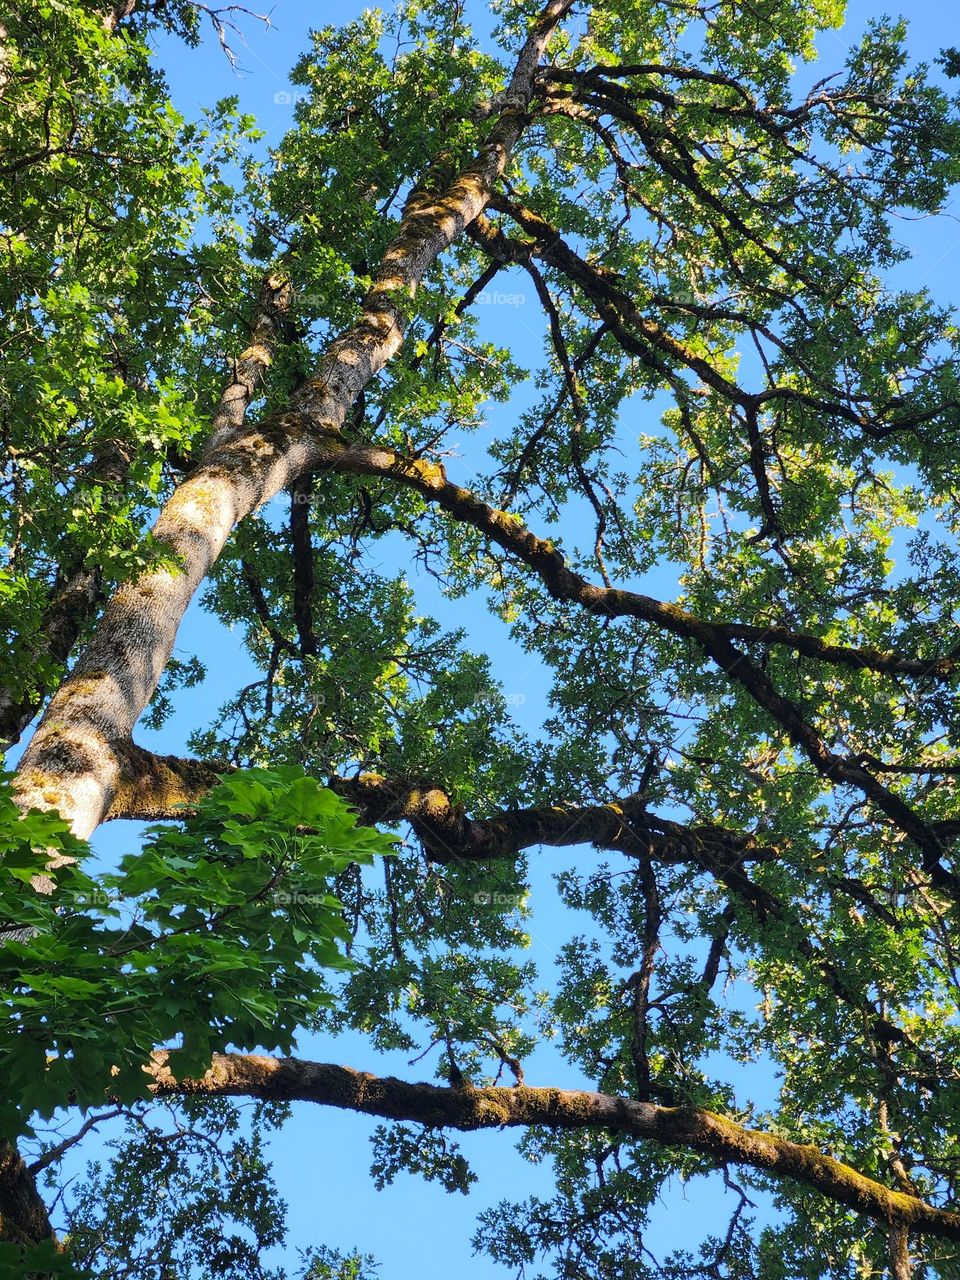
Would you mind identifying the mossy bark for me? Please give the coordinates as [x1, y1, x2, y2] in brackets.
[12, 0, 575, 842]
[151, 1051, 960, 1243]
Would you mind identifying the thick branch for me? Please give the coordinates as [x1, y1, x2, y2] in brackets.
[0, 441, 134, 754]
[0, 1139, 53, 1246]
[328, 774, 775, 871]
[104, 742, 228, 821]
[317, 435, 927, 675]
[99, 749, 945, 1084]
[303, 437, 957, 893]
[98, 747, 777, 875]
[150, 1052, 960, 1243]
[205, 272, 295, 453]
[0, 565, 101, 754]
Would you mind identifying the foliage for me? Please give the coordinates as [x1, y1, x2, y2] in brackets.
[0, 0, 259, 719]
[16, 1096, 379, 1280]
[0, 768, 393, 1137]
[60, 1099, 289, 1280]
[6, 0, 960, 1275]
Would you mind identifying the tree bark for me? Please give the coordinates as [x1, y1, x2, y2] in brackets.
[0, 1140, 53, 1245]
[0, 565, 101, 754]
[150, 1051, 960, 1243]
[11, 0, 575, 841]
[888, 1225, 912, 1278]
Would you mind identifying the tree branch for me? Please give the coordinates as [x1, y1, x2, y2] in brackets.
[149, 1051, 960, 1243]
[99, 746, 778, 877]
[97, 748, 947, 1085]
[300, 435, 959, 895]
[289, 474, 318, 657]
[104, 742, 228, 821]
[0, 1139, 53, 1246]
[0, 564, 102, 753]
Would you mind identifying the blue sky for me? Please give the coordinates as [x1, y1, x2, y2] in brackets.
[25, 0, 960, 1274]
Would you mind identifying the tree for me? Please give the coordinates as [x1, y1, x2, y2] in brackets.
[4, 0, 960, 1273]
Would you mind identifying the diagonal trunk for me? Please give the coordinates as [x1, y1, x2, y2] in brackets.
[1, 6, 572, 1248]
[888, 1225, 912, 1279]
[11, 0, 574, 841]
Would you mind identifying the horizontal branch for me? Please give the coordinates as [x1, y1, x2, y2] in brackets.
[351, 773, 946, 1080]
[96, 747, 945, 1086]
[96, 745, 950, 1080]
[328, 774, 775, 870]
[100, 746, 776, 872]
[150, 1052, 960, 1242]
[104, 742, 227, 822]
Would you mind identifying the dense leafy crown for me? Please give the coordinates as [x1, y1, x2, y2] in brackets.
[5, 0, 960, 1275]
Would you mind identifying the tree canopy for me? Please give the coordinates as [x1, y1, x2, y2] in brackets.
[4, 0, 960, 1274]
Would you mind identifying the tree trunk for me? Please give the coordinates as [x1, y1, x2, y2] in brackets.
[11, 0, 574, 841]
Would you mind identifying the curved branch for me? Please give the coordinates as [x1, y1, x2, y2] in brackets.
[320, 433, 955, 677]
[99, 746, 776, 869]
[300, 435, 958, 894]
[329, 774, 776, 871]
[150, 1052, 960, 1243]
[482, 196, 957, 443]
